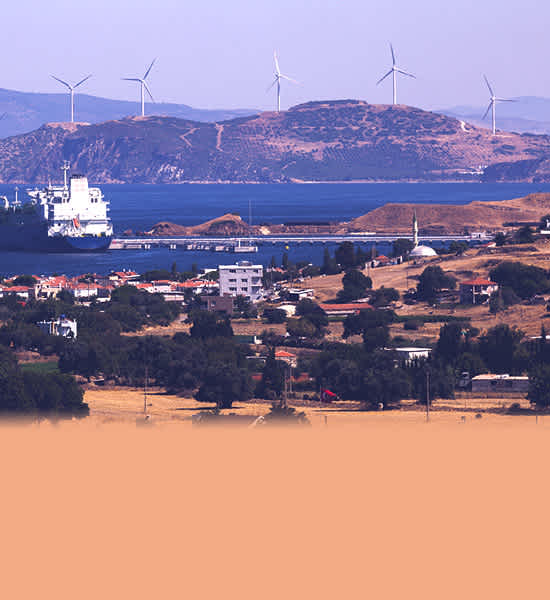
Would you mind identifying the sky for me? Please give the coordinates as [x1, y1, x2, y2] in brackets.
[3, 0, 549, 112]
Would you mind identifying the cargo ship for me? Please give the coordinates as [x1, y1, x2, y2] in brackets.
[0, 163, 113, 252]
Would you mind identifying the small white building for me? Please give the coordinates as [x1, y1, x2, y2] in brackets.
[471, 374, 529, 394]
[219, 261, 263, 302]
[392, 347, 432, 364]
[37, 317, 77, 339]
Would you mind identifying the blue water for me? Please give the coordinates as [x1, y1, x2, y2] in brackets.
[1, 182, 549, 277]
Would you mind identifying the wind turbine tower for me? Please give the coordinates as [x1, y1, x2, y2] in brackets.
[122, 59, 156, 117]
[51, 74, 92, 123]
[483, 76, 515, 135]
[377, 44, 415, 105]
[268, 52, 298, 112]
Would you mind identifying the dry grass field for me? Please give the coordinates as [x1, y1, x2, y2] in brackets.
[83, 388, 540, 429]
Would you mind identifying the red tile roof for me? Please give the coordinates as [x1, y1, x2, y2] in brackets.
[461, 278, 496, 286]
[320, 303, 373, 312]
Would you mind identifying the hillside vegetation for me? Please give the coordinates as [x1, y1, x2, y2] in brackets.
[1, 100, 550, 183]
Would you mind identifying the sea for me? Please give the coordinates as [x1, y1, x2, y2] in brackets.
[1, 182, 550, 278]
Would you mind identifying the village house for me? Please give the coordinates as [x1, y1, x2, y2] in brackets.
[219, 261, 263, 302]
[459, 278, 499, 305]
[392, 347, 432, 364]
[0, 285, 35, 301]
[202, 295, 235, 314]
[275, 349, 298, 368]
[37, 317, 77, 339]
[285, 288, 315, 302]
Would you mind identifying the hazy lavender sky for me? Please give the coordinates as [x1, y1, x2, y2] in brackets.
[3, 0, 548, 111]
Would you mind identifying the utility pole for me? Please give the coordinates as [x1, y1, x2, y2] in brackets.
[426, 368, 430, 423]
[144, 364, 148, 415]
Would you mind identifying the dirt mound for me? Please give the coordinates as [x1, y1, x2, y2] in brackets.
[148, 213, 251, 237]
[348, 193, 550, 234]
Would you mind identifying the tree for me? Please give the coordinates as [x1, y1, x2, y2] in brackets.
[282, 252, 290, 270]
[528, 364, 550, 408]
[287, 317, 317, 339]
[337, 269, 372, 302]
[392, 239, 414, 259]
[494, 232, 507, 247]
[435, 322, 464, 363]
[489, 261, 550, 300]
[263, 308, 287, 324]
[190, 311, 233, 339]
[416, 266, 456, 302]
[478, 324, 524, 374]
[256, 349, 285, 399]
[234, 296, 258, 319]
[295, 299, 328, 334]
[321, 247, 340, 275]
[195, 363, 251, 409]
[335, 242, 357, 270]
[515, 225, 535, 244]
[11, 275, 37, 287]
[369, 287, 399, 307]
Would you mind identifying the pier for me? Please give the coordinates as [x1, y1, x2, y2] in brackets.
[109, 233, 490, 251]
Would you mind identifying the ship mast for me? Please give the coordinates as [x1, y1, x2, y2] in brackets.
[62, 161, 70, 191]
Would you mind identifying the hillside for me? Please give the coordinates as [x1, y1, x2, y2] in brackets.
[0, 87, 256, 138]
[348, 193, 550, 234]
[147, 213, 251, 236]
[2, 100, 550, 183]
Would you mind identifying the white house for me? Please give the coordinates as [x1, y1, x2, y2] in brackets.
[219, 261, 263, 302]
[37, 317, 77, 339]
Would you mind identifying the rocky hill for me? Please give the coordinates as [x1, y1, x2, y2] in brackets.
[2, 100, 550, 183]
[348, 193, 550, 234]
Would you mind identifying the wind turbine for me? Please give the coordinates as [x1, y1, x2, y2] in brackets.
[482, 76, 515, 135]
[376, 44, 415, 105]
[51, 74, 92, 123]
[267, 52, 298, 112]
[122, 59, 156, 117]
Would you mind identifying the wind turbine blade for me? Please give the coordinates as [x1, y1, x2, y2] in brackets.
[377, 70, 393, 85]
[144, 58, 156, 80]
[51, 75, 71, 90]
[497, 98, 516, 102]
[266, 78, 278, 92]
[122, 78, 142, 82]
[390, 43, 396, 66]
[274, 51, 281, 75]
[143, 82, 155, 103]
[0, 112, 6, 122]
[483, 75, 494, 97]
[280, 74, 299, 84]
[397, 69, 416, 79]
[482, 101, 493, 120]
[74, 74, 92, 89]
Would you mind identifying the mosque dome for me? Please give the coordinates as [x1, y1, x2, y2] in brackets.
[410, 244, 437, 259]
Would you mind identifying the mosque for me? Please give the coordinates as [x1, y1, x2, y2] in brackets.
[409, 211, 437, 259]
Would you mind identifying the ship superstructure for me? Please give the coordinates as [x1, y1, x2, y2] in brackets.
[0, 163, 113, 252]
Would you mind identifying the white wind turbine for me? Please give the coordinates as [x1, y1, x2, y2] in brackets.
[482, 75, 515, 135]
[376, 44, 415, 105]
[267, 52, 298, 112]
[51, 74, 92, 123]
[122, 59, 156, 117]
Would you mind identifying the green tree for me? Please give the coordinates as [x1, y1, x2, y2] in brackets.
[195, 363, 251, 409]
[257, 349, 285, 399]
[392, 239, 414, 259]
[416, 266, 456, 302]
[190, 311, 233, 339]
[478, 325, 524, 374]
[515, 225, 535, 244]
[335, 242, 357, 270]
[337, 269, 373, 302]
[528, 364, 550, 408]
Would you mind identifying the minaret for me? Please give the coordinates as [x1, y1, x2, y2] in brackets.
[412, 210, 419, 248]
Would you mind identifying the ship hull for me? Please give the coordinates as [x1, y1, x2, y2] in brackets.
[0, 219, 112, 253]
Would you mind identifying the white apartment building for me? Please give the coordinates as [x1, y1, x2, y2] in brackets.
[218, 261, 263, 302]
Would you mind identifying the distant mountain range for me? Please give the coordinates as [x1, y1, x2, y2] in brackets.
[1, 100, 550, 184]
[440, 96, 550, 135]
[0, 88, 257, 138]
